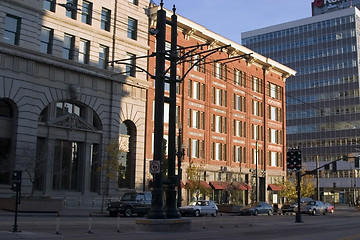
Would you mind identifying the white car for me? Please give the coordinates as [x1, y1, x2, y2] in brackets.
[179, 200, 218, 217]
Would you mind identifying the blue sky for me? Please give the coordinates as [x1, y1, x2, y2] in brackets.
[156, 0, 315, 43]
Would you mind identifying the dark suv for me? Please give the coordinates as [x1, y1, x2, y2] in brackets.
[108, 192, 152, 217]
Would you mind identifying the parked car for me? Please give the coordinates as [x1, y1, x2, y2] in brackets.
[324, 203, 335, 213]
[239, 202, 273, 216]
[301, 200, 328, 215]
[281, 202, 297, 214]
[179, 200, 218, 217]
[107, 192, 152, 217]
[281, 197, 313, 214]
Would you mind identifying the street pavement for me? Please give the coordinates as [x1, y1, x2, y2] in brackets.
[0, 204, 359, 240]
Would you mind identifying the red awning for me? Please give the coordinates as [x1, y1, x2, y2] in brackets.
[185, 180, 211, 189]
[209, 181, 228, 190]
[267, 184, 283, 191]
[233, 182, 247, 190]
[241, 182, 252, 190]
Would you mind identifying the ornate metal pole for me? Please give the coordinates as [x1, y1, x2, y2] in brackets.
[165, 5, 180, 219]
[147, 1, 166, 219]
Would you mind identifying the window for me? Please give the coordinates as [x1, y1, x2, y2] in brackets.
[66, 0, 77, 19]
[252, 100, 263, 116]
[233, 146, 245, 163]
[99, 45, 109, 69]
[40, 26, 53, 54]
[214, 62, 223, 79]
[212, 88, 226, 106]
[192, 81, 200, 100]
[269, 106, 282, 122]
[268, 151, 282, 167]
[193, 54, 200, 72]
[192, 110, 200, 129]
[191, 54, 205, 73]
[269, 128, 282, 144]
[216, 89, 222, 105]
[176, 105, 180, 125]
[211, 142, 226, 161]
[251, 124, 263, 140]
[53, 141, 82, 190]
[129, 0, 138, 5]
[81, 1, 92, 25]
[233, 120, 246, 137]
[215, 115, 222, 133]
[191, 139, 199, 158]
[43, 0, 56, 12]
[268, 83, 283, 100]
[200, 112, 205, 130]
[234, 69, 246, 86]
[126, 53, 136, 77]
[200, 84, 205, 101]
[127, 17, 138, 40]
[56, 102, 81, 117]
[163, 103, 169, 123]
[79, 39, 90, 64]
[216, 143, 222, 160]
[62, 34, 75, 60]
[252, 76, 262, 93]
[4, 15, 21, 45]
[212, 115, 226, 133]
[101, 8, 111, 31]
[233, 94, 245, 112]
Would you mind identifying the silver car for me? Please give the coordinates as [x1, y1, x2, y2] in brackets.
[301, 200, 328, 215]
[179, 200, 218, 217]
[239, 202, 273, 216]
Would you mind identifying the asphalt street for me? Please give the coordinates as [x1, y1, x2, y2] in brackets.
[0, 205, 360, 240]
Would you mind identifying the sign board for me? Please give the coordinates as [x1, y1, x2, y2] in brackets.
[149, 160, 161, 174]
[313, 0, 345, 8]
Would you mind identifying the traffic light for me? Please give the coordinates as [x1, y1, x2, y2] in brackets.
[11, 170, 22, 192]
[287, 150, 295, 170]
[287, 149, 302, 170]
[293, 150, 302, 170]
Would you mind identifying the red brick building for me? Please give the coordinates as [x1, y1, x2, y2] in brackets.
[146, 6, 296, 205]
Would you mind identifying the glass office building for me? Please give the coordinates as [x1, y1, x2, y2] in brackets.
[242, 6, 360, 163]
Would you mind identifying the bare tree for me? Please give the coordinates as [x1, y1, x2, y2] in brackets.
[98, 138, 126, 212]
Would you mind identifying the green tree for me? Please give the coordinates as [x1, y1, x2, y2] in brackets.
[185, 160, 211, 201]
[277, 169, 315, 202]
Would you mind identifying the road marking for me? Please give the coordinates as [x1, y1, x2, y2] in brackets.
[337, 234, 360, 240]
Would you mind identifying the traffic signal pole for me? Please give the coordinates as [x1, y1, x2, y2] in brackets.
[147, 2, 166, 219]
[287, 149, 302, 223]
[12, 170, 22, 232]
[295, 170, 302, 223]
[165, 5, 180, 219]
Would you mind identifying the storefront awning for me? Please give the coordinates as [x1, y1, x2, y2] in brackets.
[232, 182, 247, 190]
[209, 181, 228, 190]
[267, 184, 283, 191]
[241, 182, 252, 190]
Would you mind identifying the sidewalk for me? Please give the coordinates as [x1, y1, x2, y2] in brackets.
[0, 207, 108, 218]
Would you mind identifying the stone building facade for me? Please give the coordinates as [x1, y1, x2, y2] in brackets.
[0, 0, 150, 207]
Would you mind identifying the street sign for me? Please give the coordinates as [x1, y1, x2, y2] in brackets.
[149, 160, 160, 174]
